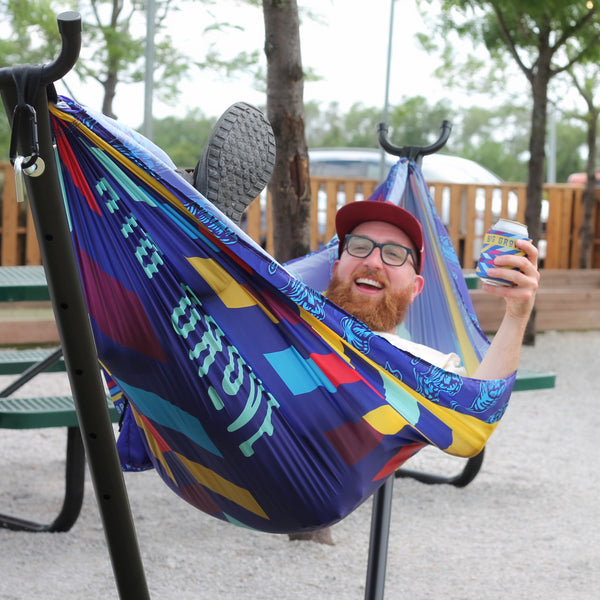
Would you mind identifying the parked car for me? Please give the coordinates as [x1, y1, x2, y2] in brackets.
[567, 172, 600, 185]
[308, 147, 504, 186]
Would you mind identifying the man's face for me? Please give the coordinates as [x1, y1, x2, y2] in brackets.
[326, 220, 424, 333]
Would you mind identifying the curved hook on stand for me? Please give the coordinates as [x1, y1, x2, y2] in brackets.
[40, 11, 82, 86]
[377, 120, 453, 166]
[1, 12, 81, 184]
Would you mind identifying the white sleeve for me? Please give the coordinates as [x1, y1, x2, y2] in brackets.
[376, 332, 467, 375]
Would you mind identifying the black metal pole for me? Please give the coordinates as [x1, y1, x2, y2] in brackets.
[0, 12, 150, 599]
[364, 477, 395, 600]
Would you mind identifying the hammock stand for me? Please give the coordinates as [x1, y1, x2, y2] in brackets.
[365, 121, 458, 600]
[0, 13, 149, 599]
[1, 12, 512, 600]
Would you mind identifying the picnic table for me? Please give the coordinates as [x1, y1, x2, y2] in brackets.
[0, 265, 118, 532]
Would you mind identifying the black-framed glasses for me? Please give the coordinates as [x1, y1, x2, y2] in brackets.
[344, 234, 416, 268]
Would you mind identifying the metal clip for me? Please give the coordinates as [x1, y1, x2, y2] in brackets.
[13, 155, 26, 203]
[24, 155, 45, 177]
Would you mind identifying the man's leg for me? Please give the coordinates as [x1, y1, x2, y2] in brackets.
[189, 102, 276, 224]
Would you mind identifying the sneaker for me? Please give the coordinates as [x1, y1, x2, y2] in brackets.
[193, 102, 276, 224]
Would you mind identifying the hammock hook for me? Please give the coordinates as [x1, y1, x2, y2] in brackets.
[377, 120, 453, 166]
[0, 11, 81, 199]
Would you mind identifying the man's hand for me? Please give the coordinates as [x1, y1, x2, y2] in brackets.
[480, 239, 540, 321]
[473, 239, 540, 380]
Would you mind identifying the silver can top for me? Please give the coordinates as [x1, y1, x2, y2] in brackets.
[492, 218, 528, 236]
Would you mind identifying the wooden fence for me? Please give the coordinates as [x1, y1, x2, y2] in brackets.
[1, 161, 599, 268]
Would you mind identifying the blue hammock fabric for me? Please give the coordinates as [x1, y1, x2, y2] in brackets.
[49, 97, 515, 534]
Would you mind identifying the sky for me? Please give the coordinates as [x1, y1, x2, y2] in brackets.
[57, 0, 443, 130]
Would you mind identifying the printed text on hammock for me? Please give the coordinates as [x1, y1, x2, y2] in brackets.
[171, 285, 280, 457]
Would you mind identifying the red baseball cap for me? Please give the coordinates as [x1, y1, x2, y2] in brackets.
[335, 201, 425, 273]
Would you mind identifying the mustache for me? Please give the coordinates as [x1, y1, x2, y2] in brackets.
[352, 267, 389, 287]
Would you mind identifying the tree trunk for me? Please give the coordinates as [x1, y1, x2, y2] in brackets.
[102, 69, 118, 119]
[580, 111, 598, 269]
[523, 50, 552, 345]
[263, 0, 330, 545]
[262, 0, 311, 263]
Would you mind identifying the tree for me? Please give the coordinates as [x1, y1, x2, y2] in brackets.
[420, 0, 600, 342]
[450, 102, 530, 181]
[262, 0, 311, 263]
[0, 0, 188, 119]
[564, 62, 600, 268]
[151, 108, 217, 167]
[0, 0, 65, 66]
[74, 0, 190, 119]
[0, 0, 254, 122]
[420, 0, 600, 245]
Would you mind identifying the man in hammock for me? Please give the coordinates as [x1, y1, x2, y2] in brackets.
[188, 107, 539, 544]
[289, 200, 539, 544]
[326, 200, 540, 382]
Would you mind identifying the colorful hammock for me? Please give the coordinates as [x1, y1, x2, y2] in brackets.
[49, 96, 515, 534]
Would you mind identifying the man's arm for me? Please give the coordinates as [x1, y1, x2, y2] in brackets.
[473, 239, 540, 380]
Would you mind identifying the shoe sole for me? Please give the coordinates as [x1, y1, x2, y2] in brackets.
[194, 102, 276, 224]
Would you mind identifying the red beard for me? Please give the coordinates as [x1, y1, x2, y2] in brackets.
[325, 268, 414, 332]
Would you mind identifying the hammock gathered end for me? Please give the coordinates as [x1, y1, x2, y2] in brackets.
[49, 97, 515, 534]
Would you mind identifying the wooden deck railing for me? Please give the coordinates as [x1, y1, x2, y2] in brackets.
[2, 161, 599, 268]
[250, 177, 600, 269]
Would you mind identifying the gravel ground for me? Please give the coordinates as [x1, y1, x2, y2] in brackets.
[1, 330, 599, 600]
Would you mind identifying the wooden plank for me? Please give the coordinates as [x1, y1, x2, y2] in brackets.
[539, 268, 600, 288]
[363, 180, 377, 199]
[464, 185, 478, 268]
[513, 185, 527, 224]
[544, 187, 573, 269]
[309, 179, 321, 251]
[24, 200, 41, 265]
[470, 281, 600, 333]
[482, 187, 496, 234]
[244, 196, 261, 245]
[324, 179, 338, 243]
[0, 319, 59, 345]
[1, 165, 19, 266]
[344, 180, 358, 204]
[567, 187, 581, 269]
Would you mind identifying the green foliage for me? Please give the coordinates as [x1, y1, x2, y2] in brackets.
[150, 108, 216, 168]
[295, 96, 589, 183]
[0, 113, 10, 161]
[553, 117, 587, 180]
[0, 0, 69, 66]
[0, 0, 263, 120]
[388, 97, 454, 147]
[419, 0, 600, 92]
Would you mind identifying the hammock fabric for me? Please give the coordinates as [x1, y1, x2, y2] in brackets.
[49, 97, 515, 534]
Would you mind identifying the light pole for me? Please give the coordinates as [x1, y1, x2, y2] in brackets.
[143, 0, 156, 139]
[379, 0, 396, 181]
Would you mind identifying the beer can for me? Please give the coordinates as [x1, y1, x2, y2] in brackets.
[476, 219, 529, 287]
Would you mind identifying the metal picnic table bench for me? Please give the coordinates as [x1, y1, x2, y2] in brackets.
[0, 265, 118, 533]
